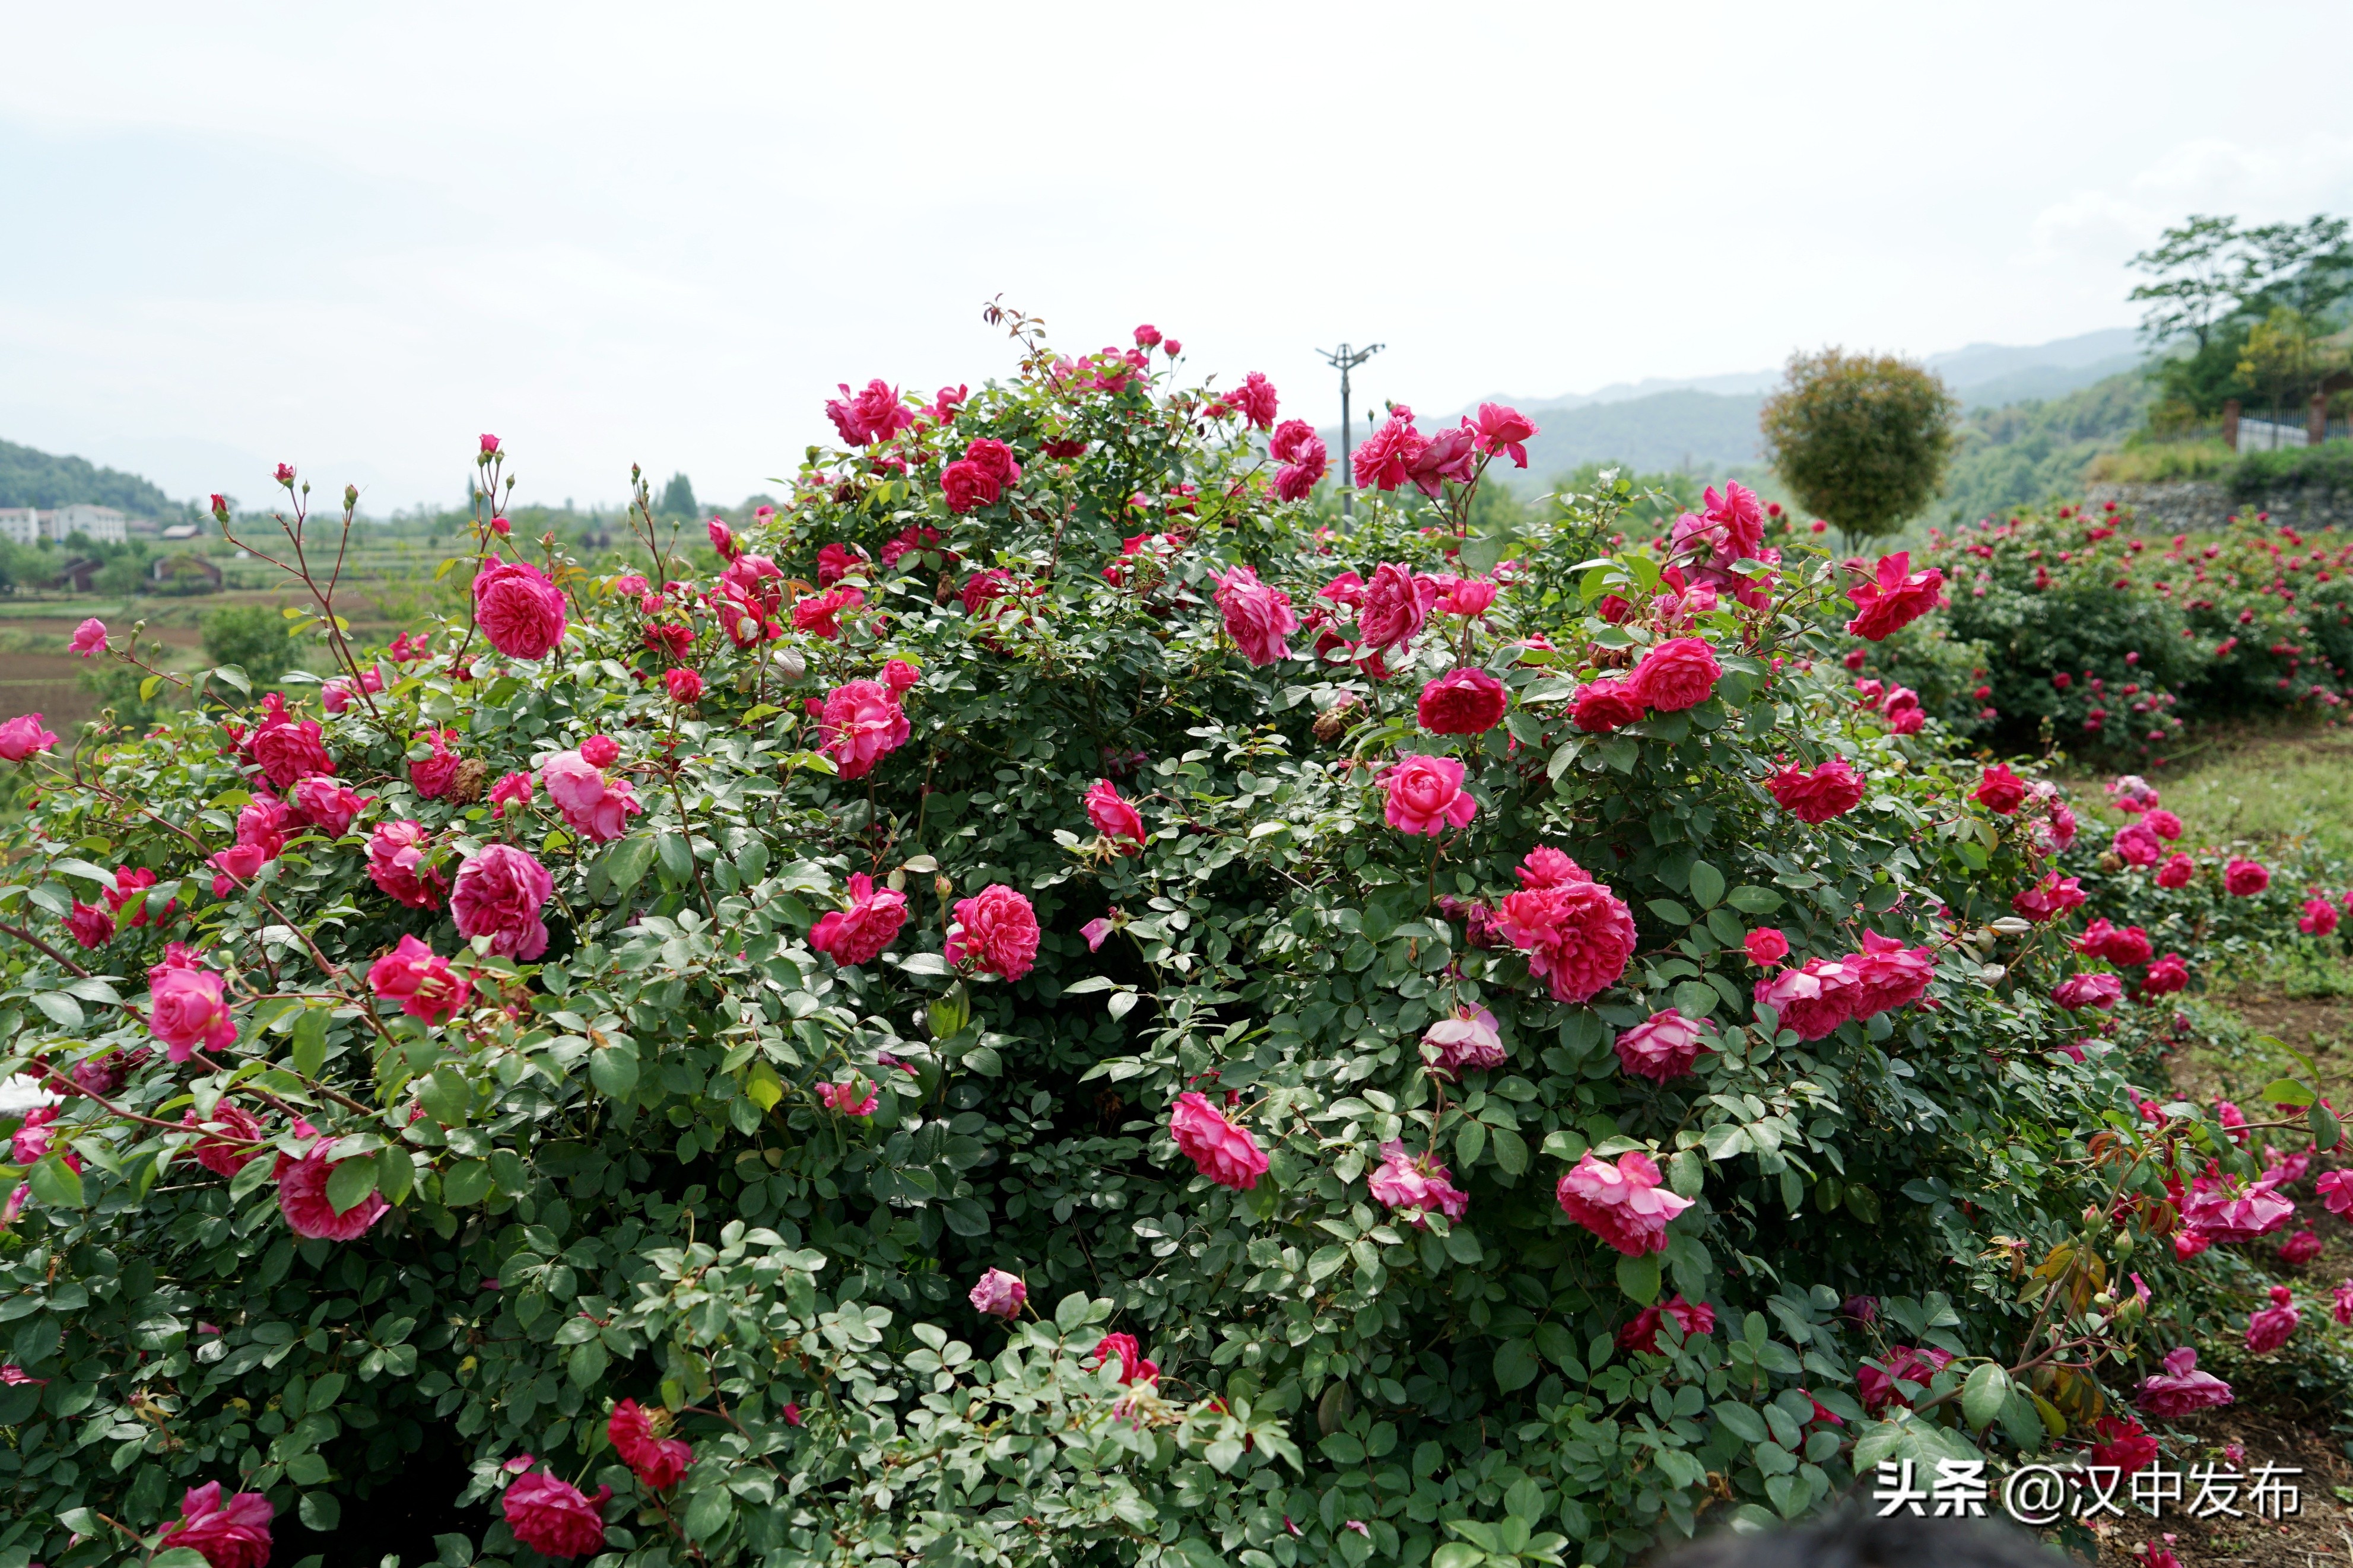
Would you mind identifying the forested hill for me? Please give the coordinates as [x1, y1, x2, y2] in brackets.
[0, 438, 180, 514]
[1938, 370, 2152, 523]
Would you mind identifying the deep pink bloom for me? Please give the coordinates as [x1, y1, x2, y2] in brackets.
[1471, 403, 1538, 467]
[1367, 1140, 1470, 1224]
[825, 378, 914, 447]
[2335, 1279, 2353, 1327]
[148, 944, 236, 1061]
[367, 936, 471, 1025]
[1435, 575, 1498, 618]
[1422, 1004, 1506, 1074]
[2181, 1169, 2294, 1242]
[1859, 1346, 1955, 1412]
[367, 819, 444, 909]
[579, 732, 621, 768]
[66, 899, 114, 949]
[1352, 415, 1427, 492]
[503, 1470, 611, 1559]
[1517, 847, 1587, 888]
[0, 714, 57, 761]
[2087, 1416, 2160, 1476]
[883, 658, 920, 694]
[11, 1106, 61, 1166]
[1973, 764, 2027, 815]
[2074, 918, 2152, 968]
[608, 1398, 693, 1491]
[1212, 564, 1297, 665]
[2108, 774, 2160, 813]
[970, 1268, 1027, 1318]
[1754, 958, 1856, 1041]
[1555, 1149, 1691, 1257]
[1133, 324, 1162, 349]
[1403, 427, 1478, 497]
[160, 1482, 274, 1568]
[490, 771, 534, 818]
[472, 558, 568, 660]
[2111, 823, 2161, 867]
[948, 884, 1040, 981]
[817, 1077, 879, 1116]
[2011, 872, 2087, 923]
[2145, 808, 2183, 840]
[1570, 678, 1646, 733]
[2053, 972, 2124, 1011]
[1357, 562, 1428, 651]
[2322, 1169, 2353, 1216]
[105, 866, 172, 927]
[819, 680, 911, 780]
[707, 517, 739, 560]
[1417, 668, 1508, 734]
[1616, 1294, 1716, 1354]
[1082, 915, 1116, 952]
[808, 873, 909, 967]
[450, 843, 554, 960]
[247, 711, 333, 785]
[289, 776, 367, 838]
[1168, 1090, 1268, 1190]
[792, 584, 865, 640]
[1844, 930, 1936, 1020]
[1768, 758, 1865, 823]
[1744, 928, 1790, 966]
[941, 459, 1001, 514]
[2154, 851, 2195, 888]
[1085, 778, 1147, 850]
[1626, 637, 1720, 711]
[276, 1140, 390, 1241]
[1380, 754, 1477, 836]
[2136, 1347, 2234, 1416]
[1093, 1331, 1158, 1385]
[1614, 1009, 1713, 1082]
[2225, 857, 2270, 896]
[1497, 878, 1636, 1004]
[70, 618, 107, 657]
[665, 666, 704, 704]
[816, 542, 861, 586]
[1233, 371, 1279, 430]
[539, 750, 642, 844]
[408, 728, 461, 799]
[1274, 434, 1329, 502]
[1844, 552, 1947, 641]
[182, 1102, 266, 1177]
[2279, 1229, 2322, 1265]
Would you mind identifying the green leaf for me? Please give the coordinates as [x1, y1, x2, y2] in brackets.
[1646, 898, 1693, 926]
[440, 1159, 492, 1207]
[589, 1045, 639, 1098]
[2260, 1077, 2316, 1107]
[29, 1152, 85, 1208]
[299, 1493, 342, 1532]
[376, 1146, 415, 1206]
[603, 835, 656, 896]
[1596, 736, 1639, 774]
[1726, 885, 1783, 914]
[30, 991, 84, 1031]
[1456, 1119, 1487, 1169]
[290, 1007, 328, 1078]
[152, 1552, 214, 1568]
[419, 1066, 471, 1126]
[325, 1155, 380, 1216]
[657, 831, 694, 881]
[1615, 1252, 1660, 1305]
[1488, 1125, 1528, 1177]
[1714, 1402, 1769, 1443]
[2312, 1102, 2342, 1150]
[1961, 1363, 2009, 1432]
[1687, 861, 1726, 909]
[1492, 1337, 1540, 1392]
[1055, 1292, 1094, 1333]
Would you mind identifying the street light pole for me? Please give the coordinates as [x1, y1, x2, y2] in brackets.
[1317, 341, 1383, 517]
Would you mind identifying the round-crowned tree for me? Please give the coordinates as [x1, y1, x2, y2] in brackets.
[0, 319, 2335, 1568]
[1760, 349, 1959, 548]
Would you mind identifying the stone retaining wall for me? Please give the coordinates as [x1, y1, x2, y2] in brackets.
[2082, 479, 2353, 532]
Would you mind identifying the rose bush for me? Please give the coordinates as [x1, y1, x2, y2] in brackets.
[1, 318, 2345, 1568]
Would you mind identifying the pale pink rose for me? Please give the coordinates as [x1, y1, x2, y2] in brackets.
[819, 680, 911, 780]
[1496, 879, 1637, 1004]
[160, 1483, 275, 1568]
[450, 843, 554, 960]
[1555, 1149, 1691, 1257]
[2135, 1347, 2232, 1417]
[1625, 637, 1720, 711]
[1424, 1004, 1506, 1075]
[969, 1268, 1028, 1318]
[1169, 1090, 1268, 1190]
[1614, 1009, 1714, 1082]
[809, 873, 908, 967]
[1367, 1140, 1469, 1223]
[472, 558, 568, 660]
[1212, 564, 1297, 666]
[1381, 753, 1476, 836]
[947, 884, 1040, 980]
[148, 944, 236, 1062]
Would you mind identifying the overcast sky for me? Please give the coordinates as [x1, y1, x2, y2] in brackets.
[4, 1, 2351, 513]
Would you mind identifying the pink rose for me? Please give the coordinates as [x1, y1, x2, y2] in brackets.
[1168, 1090, 1268, 1191]
[1417, 668, 1508, 735]
[160, 1483, 275, 1568]
[367, 935, 471, 1025]
[2075, 918, 2152, 968]
[472, 558, 568, 660]
[1381, 753, 1477, 836]
[1470, 403, 1537, 467]
[539, 750, 643, 844]
[290, 776, 367, 837]
[961, 568, 1013, 616]
[1626, 637, 1720, 712]
[884, 658, 920, 694]
[608, 1398, 693, 1491]
[816, 542, 861, 586]
[66, 900, 114, 949]
[808, 873, 909, 967]
[1496, 877, 1637, 1004]
[2279, 1229, 2322, 1265]
[2087, 1416, 2159, 1477]
[1617, 1295, 1716, 1354]
[1233, 371, 1279, 429]
[2011, 872, 2086, 923]
[503, 1470, 612, 1559]
[1768, 758, 1865, 823]
[71, 618, 107, 657]
[1357, 562, 1428, 651]
[0, 713, 56, 762]
[247, 713, 334, 785]
[1274, 437, 1329, 502]
[2052, 972, 2124, 1011]
[2224, 857, 2270, 896]
[1972, 764, 2027, 814]
[2320, 1170, 2353, 1216]
[1367, 1140, 1469, 1224]
[1754, 957, 1856, 1041]
[1744, 928, 1789, 966]
[941, 459, 1001, 513]
[1570, 678, 1646, 733]
[2300, 895, 2341, 936]
[665, 667, 704, 704]
[2111, 823, 2161, 867]
[819, 680, 911, 780]
[1403, 427, 1478, 497]
[450, 842, 554, 960]
[1133, 323, 1162, 349]
[1555, 1149, 1691, 1257]
[148, 944, 236, 1062]
[2145, 808, 2183, 840]
[2135, 1347, 2233, 1417]
[2181, 1169, 2294, 1242]
[1213, 564, 1298, 666]
[1843, 930, 1936, 1020]
[1614, 1008, 1714, 1083]
[580, 733, 620, 767]
[1093, 1332, 1158, 1385]
[1085, 778, 1147, 850]
[969, 1268, 1027, 1319]
[1423, 1003, 1506, 1075]
[182, 1102, 266, 1178]
[1517, 847, 1587, 888]
[792, 584, 865, 640]
[1859, 1346, 1955, 1412]
[1844, 552, 1947, 641]
[825, 378, 914, 447]
[948, 883, 1040, 980]
[817, 1077, 879, 1116]
[409, 729, 461, 799]
[367, 819, 444, 909]
[1435, 575, 1499, 618]
[275, 1139, 390, 1241]
[1353, 415, 1427, 491]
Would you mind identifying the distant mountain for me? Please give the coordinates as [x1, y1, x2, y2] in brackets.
[0, 437, 180, 516]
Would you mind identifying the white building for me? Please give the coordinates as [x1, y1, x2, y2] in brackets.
[0, 508, 38, 546]
[46, 504, 129, 545]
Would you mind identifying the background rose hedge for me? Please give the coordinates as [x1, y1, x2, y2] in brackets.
[1, 322, 2345, 1568]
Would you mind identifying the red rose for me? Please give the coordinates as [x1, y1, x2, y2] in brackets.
[1625, 637, 1720, 711]
[941, 459, 1000, 514]
[1417, 668, 1508, 735]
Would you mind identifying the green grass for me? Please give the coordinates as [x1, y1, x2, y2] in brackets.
[2083, 438, 2238, 485]
[2063, 721, 2353, 861]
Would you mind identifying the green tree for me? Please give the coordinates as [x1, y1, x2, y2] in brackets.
[2128, 214, 2244, 354]
[658, 470, 698, 517]
[1758, 348, 1957, 547]
[199, 602, 295, 682]
[2129, 212, 2352, 425]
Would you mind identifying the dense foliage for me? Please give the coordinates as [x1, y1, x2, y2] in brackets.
[1, 320, 2345, 1568]
[1758, 350, 1958, 545]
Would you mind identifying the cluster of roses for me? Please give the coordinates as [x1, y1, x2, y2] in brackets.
[1349, 402, 1539, 500]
